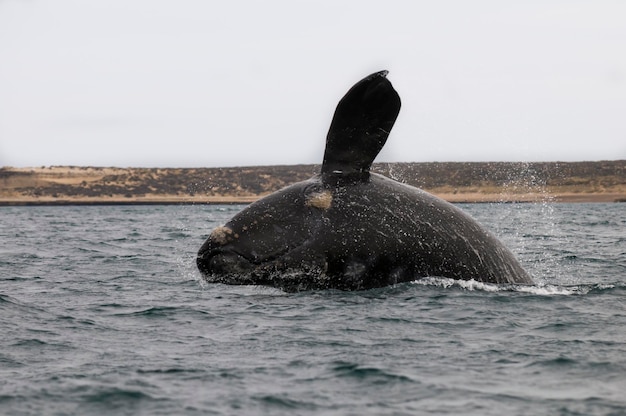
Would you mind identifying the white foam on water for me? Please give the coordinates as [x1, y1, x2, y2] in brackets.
[410, 277, 613, 296]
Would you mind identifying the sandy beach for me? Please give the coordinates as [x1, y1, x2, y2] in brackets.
[0, 192, 622, 206]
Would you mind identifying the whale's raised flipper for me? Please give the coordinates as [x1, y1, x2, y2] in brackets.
[321, 70, 401, 179]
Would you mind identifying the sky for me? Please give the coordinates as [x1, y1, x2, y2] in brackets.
[0, 0, 625, 168]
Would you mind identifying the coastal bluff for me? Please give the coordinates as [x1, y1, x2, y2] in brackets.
[1, 161, 624, 205]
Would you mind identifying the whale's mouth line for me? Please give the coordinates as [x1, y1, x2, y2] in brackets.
[199, 245, 295, 273]
[232, 246, 293, 266]
[199, 245, 331, 291]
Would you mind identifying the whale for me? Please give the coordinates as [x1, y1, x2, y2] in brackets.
[197, 70, 534, 291]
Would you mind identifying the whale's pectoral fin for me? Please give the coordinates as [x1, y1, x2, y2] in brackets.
[321, 70, 401, 179]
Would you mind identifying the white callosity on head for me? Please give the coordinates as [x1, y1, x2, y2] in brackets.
[305, 190, 333, 210]
[210, 225, 238, 245]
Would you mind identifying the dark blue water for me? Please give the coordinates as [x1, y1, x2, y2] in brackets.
[1, 203, 624, 415]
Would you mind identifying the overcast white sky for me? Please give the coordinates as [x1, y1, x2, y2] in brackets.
[0, 0, 625, 168]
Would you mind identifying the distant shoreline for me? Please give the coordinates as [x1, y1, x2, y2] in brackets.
[1, 192, 623, 206]
[1, 162, 624, 205]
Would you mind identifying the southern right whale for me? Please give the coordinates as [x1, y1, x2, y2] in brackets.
[197, 70, 534, 291]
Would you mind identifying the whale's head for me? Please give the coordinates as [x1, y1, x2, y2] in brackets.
[196, 179, 333, 285]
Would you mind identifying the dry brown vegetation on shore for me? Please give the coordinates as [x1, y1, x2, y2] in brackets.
[1, 161, 624, 205]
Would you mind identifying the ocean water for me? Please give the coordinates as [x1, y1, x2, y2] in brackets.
[0, 202, 624, 415]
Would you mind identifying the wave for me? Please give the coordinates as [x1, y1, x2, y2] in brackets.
[329, 361, 415, 384]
